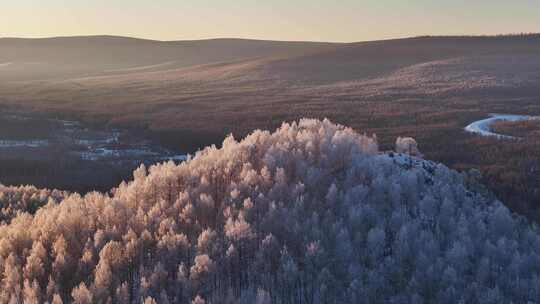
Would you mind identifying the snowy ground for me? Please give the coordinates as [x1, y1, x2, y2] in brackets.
[0, 112, 187, 163]
[0, 139, 49, 148]
[464, 114, 538, 139]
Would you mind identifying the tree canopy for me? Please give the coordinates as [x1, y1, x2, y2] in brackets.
[0, 119, 538, 303]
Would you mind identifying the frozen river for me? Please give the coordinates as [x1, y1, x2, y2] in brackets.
[0, 111, 190, 191]
[0, 111, 187, 163]
[464, 114, 537, 139]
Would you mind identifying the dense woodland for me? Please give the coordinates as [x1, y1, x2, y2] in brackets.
[2, 35, 540, 225]
[1, 119, 540, 303]
[424, 119, 540, 220]
[0, 185, 66, 225]
[491, 119, 540, 138]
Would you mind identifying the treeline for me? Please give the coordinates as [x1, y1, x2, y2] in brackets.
[1, 119, 540, 303]
[428, 128, 540, 219]
[0, 185, 66, 225]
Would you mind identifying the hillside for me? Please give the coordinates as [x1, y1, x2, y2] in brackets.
[2, 34, 540, 219]
[0, 119, 539, 303]
[0, 36, 336, 81]
[2, 35, 540, 138]
[0, 185, 66, 225]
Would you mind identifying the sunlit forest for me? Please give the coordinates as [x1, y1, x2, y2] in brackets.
[1, 120, 539, 303]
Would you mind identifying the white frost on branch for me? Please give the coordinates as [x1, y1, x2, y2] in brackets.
[395, 136, 422, 156]
[0, 118, 538, 303]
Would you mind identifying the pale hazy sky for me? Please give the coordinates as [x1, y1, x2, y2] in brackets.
[2, 0, 539, 42]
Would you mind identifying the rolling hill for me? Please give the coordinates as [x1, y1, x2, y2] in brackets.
[2, 35, 540, 215]
[0, 36, 337, 81]
[2, 35, 540, 141]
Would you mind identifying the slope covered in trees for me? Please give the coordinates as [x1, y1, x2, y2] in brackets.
[0, 185, 66, 225]
[2, 35, 540, 218]
[1, 119, 540, 303]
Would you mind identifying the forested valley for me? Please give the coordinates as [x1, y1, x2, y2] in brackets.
[1, 119, 540, 303]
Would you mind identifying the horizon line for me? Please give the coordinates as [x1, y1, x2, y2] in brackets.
[1, 32, 540, 44]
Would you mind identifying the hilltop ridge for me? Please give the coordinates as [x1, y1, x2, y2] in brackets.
[1, 119, 538, 303]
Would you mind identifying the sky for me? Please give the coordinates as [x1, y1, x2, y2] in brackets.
[2, 0, 540, 42]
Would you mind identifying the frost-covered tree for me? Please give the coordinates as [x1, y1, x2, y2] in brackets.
[0, 185, 66, 224]
[395, 136, 422, 157]
[0, 119, 539, 303]
[71, 283, 92, 304]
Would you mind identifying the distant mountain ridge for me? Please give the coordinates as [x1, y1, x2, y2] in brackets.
[0, 35, 337, 81]
[1, 34, 540, 82]
[1, 34, 540, 150]
[2, 34, 540, 227]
